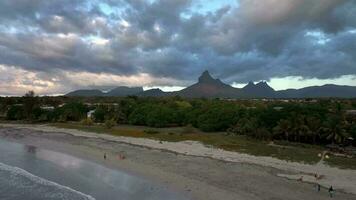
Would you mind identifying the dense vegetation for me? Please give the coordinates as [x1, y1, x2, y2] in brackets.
[1, 91, 355, 146]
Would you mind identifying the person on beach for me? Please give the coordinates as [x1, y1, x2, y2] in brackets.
[316, 184, 320, 192]
[104, 153, 107, 160]
[298, 176, 303, 182]
[328, 186, 334, 198]
[118, 153, 126, 160]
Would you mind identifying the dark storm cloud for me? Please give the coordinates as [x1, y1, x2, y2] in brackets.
[0, 0, 356, 89]
[0, 32, 137, 75]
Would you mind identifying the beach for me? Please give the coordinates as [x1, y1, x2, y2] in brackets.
[0, 123, 355, 200]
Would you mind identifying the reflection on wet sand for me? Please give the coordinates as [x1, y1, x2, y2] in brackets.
[25, 145, 37, 154]
[0, 140, 187, 200]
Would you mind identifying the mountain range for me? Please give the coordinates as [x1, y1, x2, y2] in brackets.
[66, 71, 356, 98]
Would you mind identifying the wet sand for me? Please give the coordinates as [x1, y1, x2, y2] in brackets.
[0, 124, 355, 200]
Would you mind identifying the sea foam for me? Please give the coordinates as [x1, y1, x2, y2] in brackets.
[0, 162, 96, 200]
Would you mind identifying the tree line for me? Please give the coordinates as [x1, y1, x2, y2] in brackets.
[1, 91, 355, 146]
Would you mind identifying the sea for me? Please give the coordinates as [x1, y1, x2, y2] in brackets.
[0, 139, 187, 200]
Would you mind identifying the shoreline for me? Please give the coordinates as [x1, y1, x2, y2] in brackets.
[0, 123, 355, 200]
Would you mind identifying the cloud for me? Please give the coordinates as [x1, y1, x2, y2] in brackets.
[0, 64, 185, 95]
[0, 0, 355, 95]
[0, 65, 62, 95]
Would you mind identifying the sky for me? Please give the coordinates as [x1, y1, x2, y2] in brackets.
[0, 0, 356, 95]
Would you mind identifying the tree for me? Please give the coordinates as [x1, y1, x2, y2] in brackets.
[322, 114, 347, 144]
[55, 102, 87, 122]
[93, 105, 107, 122]
[146, 106, 174, 127]
[23, 91, 39, 120]
[196, 102, 239, 132]
[273, 119, 292, 141]
[231, 118, 258, 137]
[6, 105, 25, 120]
[293, 115, 309, 143]
[306, 117, 322, 144]
[349, 123, 356, 140]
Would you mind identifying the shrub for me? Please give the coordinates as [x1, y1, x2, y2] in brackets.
[6, 105, 25, 120]
[81, 118, 94, 126]
[104, 118, 117, 129]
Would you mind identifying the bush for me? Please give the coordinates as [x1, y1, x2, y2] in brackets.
[104, 118, 117, 129]
[6, 105, 25, 120]
[81, 118, 94, 126]
[55, 102, 87, 122]
[196, 104, 239, 132]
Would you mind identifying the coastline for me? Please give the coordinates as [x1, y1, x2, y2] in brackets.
[0, 123, 355, 200]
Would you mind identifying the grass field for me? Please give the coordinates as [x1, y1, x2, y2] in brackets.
[324, 155, 356, 170]
[51, 122, 330, 165]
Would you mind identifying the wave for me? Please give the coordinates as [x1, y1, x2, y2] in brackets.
[0, 162, 96, 200]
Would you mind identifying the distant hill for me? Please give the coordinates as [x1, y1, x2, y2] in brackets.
[66, 71, 356, 98]
[66, 89, 104, 97]
[106, 86, 143, 96]
[66, 86, 143, 97]
[276, 84, 356, 98]
[137, 88, 168, 97]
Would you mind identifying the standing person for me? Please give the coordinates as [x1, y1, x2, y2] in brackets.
[317, 184, 320, 192]
[104, 153, 107, 160]
[328, 186, 334, 198]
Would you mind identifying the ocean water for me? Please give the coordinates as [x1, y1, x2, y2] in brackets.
[0, 139, 188, 200]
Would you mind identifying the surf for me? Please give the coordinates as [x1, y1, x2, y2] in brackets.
[0, 162, 96, 200]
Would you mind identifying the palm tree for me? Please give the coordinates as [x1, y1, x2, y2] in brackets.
[296, 116, 309, 143]
[289, 115, 308, 143]
[23, 90, 38, 120]
[232, 118, 258, 137]
[306, 117, 322, 144]
[273, 119, 292, 141]
[322, 114, 347, 144]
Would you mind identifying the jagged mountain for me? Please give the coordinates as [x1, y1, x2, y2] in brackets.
[242, 81, 275, 98]
[66, 71, 356, 98]
[176, 71, 246, 98]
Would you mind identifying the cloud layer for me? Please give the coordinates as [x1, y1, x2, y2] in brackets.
[0, 0, 355, 95]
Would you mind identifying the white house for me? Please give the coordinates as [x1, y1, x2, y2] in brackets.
[87, 110, 96, 118]
[40, 106, 55, 111]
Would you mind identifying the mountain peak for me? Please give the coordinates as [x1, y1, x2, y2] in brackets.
[198, 70, 215, 83]
[242, 80, 275, 97]
[256, 81, 266, 85]
[243, 81, 255, 89]
[256, 81, 274, 91]
[247, 81, 255, 86]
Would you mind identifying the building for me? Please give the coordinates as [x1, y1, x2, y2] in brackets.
[87, 110, 96, 118]
[40, 106, 55, 111]
[346, 110, 356, 116]
[273, 106, 284, 111]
